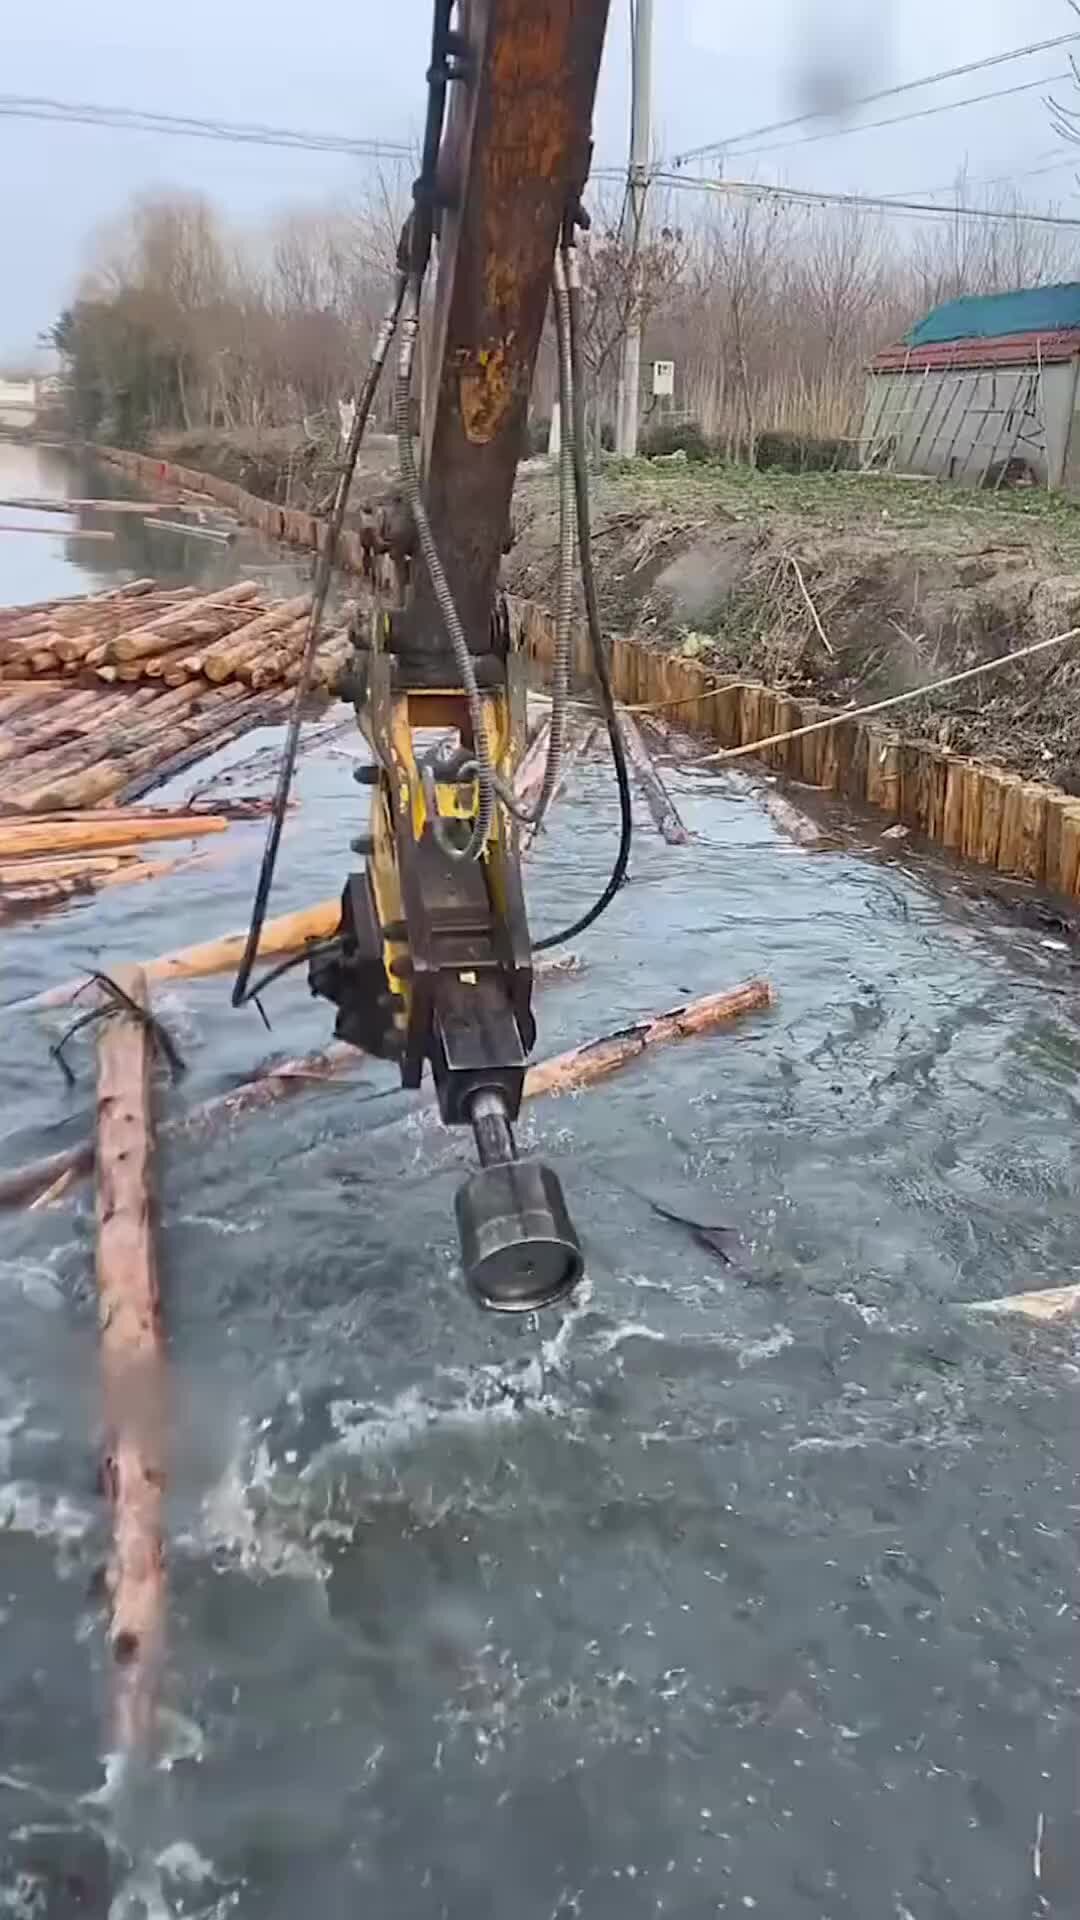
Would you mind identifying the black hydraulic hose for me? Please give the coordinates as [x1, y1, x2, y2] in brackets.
[230, 270, 407, 1010]
[533, 241, 633, 953]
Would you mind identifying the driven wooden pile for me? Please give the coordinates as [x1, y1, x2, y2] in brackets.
[0, 578, 350, 818]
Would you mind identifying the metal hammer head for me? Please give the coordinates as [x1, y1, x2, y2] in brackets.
[455, 1156, 584, 1312]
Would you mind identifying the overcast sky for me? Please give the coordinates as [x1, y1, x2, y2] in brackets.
[3, 0, 1078, 360]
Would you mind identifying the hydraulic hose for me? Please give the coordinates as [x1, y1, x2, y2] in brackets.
[230, 268, 407, 1009]
[533, 235, 634, 953]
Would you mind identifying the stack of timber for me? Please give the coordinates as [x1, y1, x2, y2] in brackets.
[0, 579, 351, 818]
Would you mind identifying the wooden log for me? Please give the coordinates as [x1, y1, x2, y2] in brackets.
[1057, 803, 1080, 897]
[108, 583, 261, 662]
[0, 687, 208, 802]
[522, 722, 597, 854]
[865, 730, 900, 816]
[941, 758, 966, 852]
[200, 597, 312, 683]
[764, 695, 799, 775]
[0, 855, 201, 921]
[0, 813, 227, 858]
[523, 980, 775, 1097]
[817, 712, 842, 793]
[739, 685, 764, 756]
[763, 791, 824, 848]
[983, 770, 1018, 870]
[113, 696, 291, 804]
[0, 690, 105, 767]
[9, 690, 249, 814]
[797, 701, 828, 785]
[94, 964, 166, 1756]
[1, 969, 769, 1210]
[284, 636, 350, 689]
[19, 897, 344, 1011]
[708, 680, 743, 749]
[245, 620, 317, 691]
[960, 763, 987, 863]
[51, 594, 193, 665]
[617, 709, 690, 845]
[1017, 783, 1048, 884]
[1042, 790, 1071, 895]
[967, 1283, 1080, 1322]
[0, 852, 134, 884]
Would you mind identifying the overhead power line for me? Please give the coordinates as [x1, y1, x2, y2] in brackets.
[644, 169, 1080, 230]
[731, 69, 1071, 162]
[889, 148, 1077, 203]
[0, 94, 412, 160]
[672, 29, 1080, 167]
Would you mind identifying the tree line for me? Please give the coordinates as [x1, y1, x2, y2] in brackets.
[50, 181, 1078, 461]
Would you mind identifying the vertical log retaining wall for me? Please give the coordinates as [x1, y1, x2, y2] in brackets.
[94, 449, 1080, 900]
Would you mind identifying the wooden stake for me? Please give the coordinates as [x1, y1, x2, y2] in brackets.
[942, 758, 966, 852]
[94, 965, 166, 1757]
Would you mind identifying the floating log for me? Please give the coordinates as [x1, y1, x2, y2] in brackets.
[617, 709, 690, 845]
[763, 789, 824, 848]
[0, 522, 116, 540]
[0, 855, 201, 922]
[0, 852, 136, 884]
[522, 980, 774, 1098]
[0, 813, 226, 859]
[94, 965, 166, 1757]
[18, 896, 343, 1011]
[0, 964, 763, 1211]
[967, 1283, 1080, 1322]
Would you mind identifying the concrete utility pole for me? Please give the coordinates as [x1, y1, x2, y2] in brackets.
[616, 0, 653, 458]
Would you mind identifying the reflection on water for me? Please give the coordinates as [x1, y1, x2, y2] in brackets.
[0, 442, 320, 610]
[0, 445, 1078, 1917]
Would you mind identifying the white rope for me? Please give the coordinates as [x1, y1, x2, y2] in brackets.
[692, 624, 1080, 767]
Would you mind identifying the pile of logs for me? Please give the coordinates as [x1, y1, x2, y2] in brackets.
[0, 578, 352, 819]
[0, 579, 350, 690]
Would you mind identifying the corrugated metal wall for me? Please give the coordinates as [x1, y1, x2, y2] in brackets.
[860, 361, 1079, 488]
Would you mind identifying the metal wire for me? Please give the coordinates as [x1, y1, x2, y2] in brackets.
[230, 269, 407, 1009]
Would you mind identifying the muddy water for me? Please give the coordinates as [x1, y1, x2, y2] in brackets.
[1, 447, 1078, 1918]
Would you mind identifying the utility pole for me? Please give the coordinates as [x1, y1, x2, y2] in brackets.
[616, 0, 653, 457]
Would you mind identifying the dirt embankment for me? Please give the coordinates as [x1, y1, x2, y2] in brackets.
[147, 432, 1080, 792]
[151, 428, 399, 517]
[506, 463, 1080, 793]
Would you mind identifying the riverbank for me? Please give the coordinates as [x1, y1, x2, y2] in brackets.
[140, 431, 1080, 791]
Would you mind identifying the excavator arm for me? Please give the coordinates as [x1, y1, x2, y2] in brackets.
[309, 0, 613, 1310]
